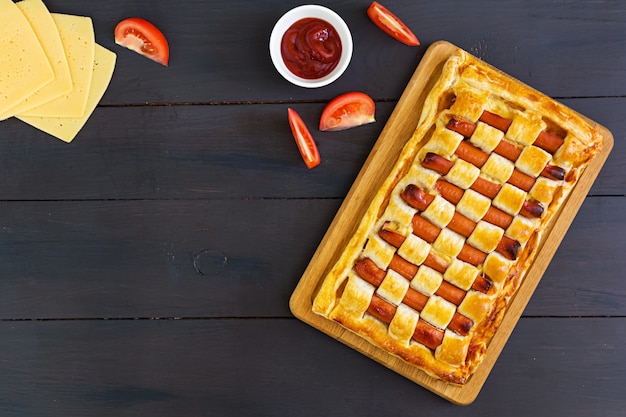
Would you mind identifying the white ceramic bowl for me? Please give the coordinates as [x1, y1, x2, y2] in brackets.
[269, 5, 353, 88]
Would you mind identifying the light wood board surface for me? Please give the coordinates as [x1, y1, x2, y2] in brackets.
[289, 40, 614, 405]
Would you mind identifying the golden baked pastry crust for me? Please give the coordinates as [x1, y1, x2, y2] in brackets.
[312, 48, 603, 385]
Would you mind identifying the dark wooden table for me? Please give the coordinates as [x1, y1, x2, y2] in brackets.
[1, 1, 624, 415]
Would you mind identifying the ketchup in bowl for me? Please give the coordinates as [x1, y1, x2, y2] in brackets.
[280, 18, 342, 80]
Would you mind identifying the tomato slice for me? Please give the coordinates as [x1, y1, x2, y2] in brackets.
[367, 2, 420, 46]
[114, 18, 169, 66]
[319, 92, 376, 132]
[288, 108, 321, 169]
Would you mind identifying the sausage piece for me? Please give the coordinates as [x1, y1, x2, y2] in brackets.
[541, 164, 566, 181]
[479, 110, 512, 132]
[534, 130, 565, 153]
[479, 110, 565, 153]
[401, 184, 476, 237]
[389, 254, 418, 280]
[433, 179, 464, 204]
[455, 141, 489, 168]
[411, 214, 441, 243]
[355, 258, 386, 286]
[446, 116, 476, 137]
[508, 168, 536, 192]
[520, 200, 544, 218]
[364, 273, 475, 339]
[376, 227, 489, 298]
[413, 319, 445, 350]
[400, 184, 433, 211]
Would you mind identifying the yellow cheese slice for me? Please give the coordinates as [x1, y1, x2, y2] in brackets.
[0, 0, 54, 115]
[0, 0, 73, 119]
[18, 44, 116, 143]
[18, 13, 95, 118]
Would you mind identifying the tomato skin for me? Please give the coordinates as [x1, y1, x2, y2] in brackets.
[319, 92, 376, 131]
[288, 108, 321, 169]
[114, 18, 169, 66]
[367, 2, 419, 46]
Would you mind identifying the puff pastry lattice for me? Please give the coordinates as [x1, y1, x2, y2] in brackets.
[312, 49, 603, 384]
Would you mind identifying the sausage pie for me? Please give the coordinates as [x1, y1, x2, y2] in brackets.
[312, 48, 604, 385]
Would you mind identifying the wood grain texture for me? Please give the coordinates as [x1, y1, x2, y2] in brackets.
[0, 196, 623, 319]
[0, 318, 623, 417]
[0, 0, 623, 414]
[0, 103, 390, 200]
[30, 1, 626, 104]
[0, 199, 339, 319]
[0, 99, 621, 200]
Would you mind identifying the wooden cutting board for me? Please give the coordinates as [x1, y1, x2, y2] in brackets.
[289, 40, 613, 405]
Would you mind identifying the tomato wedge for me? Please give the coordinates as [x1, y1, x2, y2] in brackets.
[319, 92, 376, 131]
[367, 2, 420, 46]
[114, 18, 169, 66]
[288, 108, 321, 169]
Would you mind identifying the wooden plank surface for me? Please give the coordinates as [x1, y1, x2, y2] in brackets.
[0, 196, 622, 319]
[41, 1, 626, 103]
[0, 97, 622, 200]
[0, 318, 623, 417]
[0, 0, 624, 414]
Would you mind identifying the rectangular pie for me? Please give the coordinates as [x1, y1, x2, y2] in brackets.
[311, 48, 604, 385]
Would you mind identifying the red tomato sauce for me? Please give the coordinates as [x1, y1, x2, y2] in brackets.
[280, 18, 342, 79]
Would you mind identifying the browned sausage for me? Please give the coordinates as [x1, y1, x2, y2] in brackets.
[456, 140, 538, 191]
[411, 214, 441, 243]
[413, 212, 488, 266]
[449, 211, 477, 237]
[446, 116, 476, 137]
[472, 275, 492, 293]
[436, 280, 466, 305]
[389, 254, 418, 280]
[455, 141, 489, 168]
[367, 294, 397, 324]
[448, 114, 524, 162]
[413, 319, 444, 350]
[479, 110, 512, 132]
[370, 294, 457, 342]
[436, 176, 540, 222]
[496, 235, 521, 260]
[508, 168, 536, 192]
[471, 176, 501, 199]
[422, 152, 453, 174]
[401, 184, 476, 237]
[479, 110, 565, 154]
[534, 130, 565, 153]
[482, 205, 514, 229]
[494, 139, 522, 161]
[447, 115, 567, 186]
[377, 225, 447, 275]
[423, 253, 447, 273]
[376, 227, 488, 298]
[541, 164, 566, 181]
[520, 200, 544, 218]
[356, 258, 429, 312]
[400, 184, 433, 211]
[422, 153, 503, 199]
[402, 287, 429, 312]
[378, 222, 406, 247]
[433, 179, 464, 204]
[435, 179, 513, 228]
[355, 258, 386, 286]
[448, 313, 474, 336]
[361, 268, 471, 340]
[457, 242, 487, 266]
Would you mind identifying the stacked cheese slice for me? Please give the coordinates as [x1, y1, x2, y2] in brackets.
[0, 0, 116, 142]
